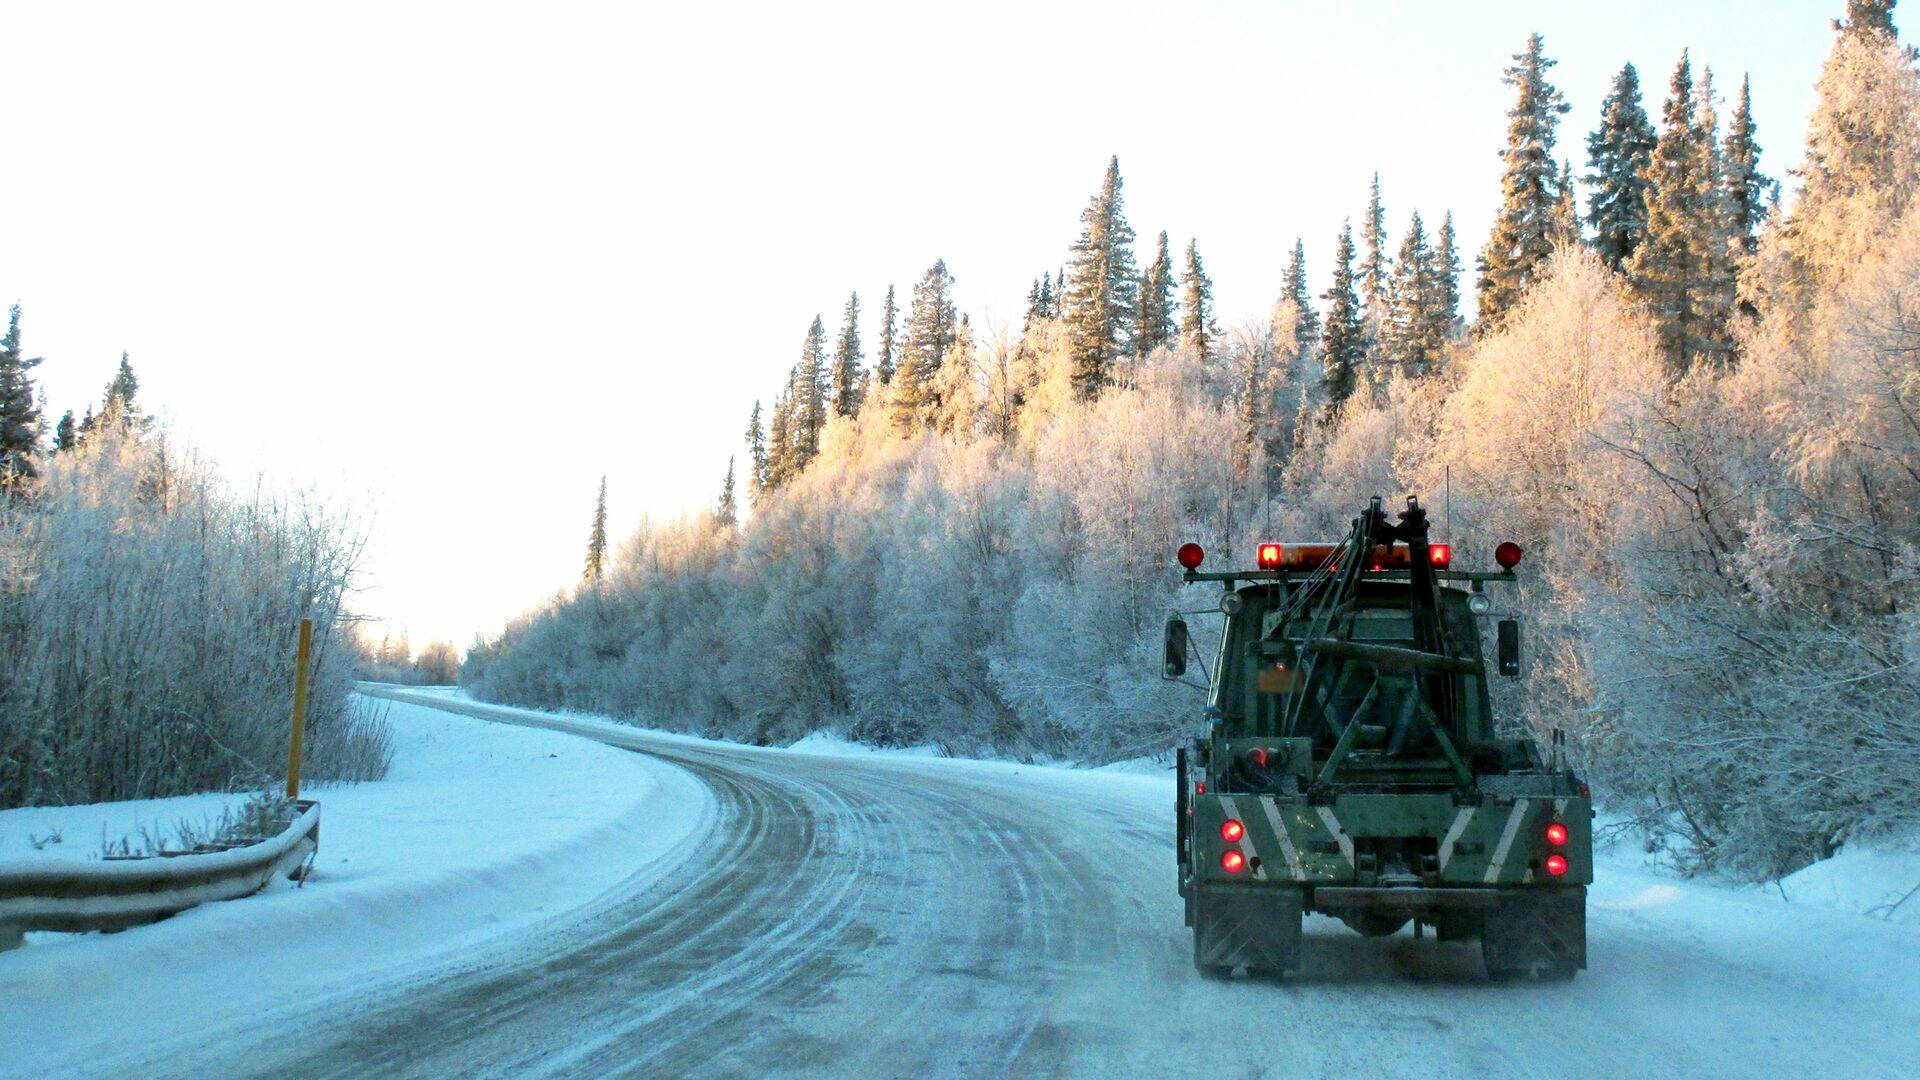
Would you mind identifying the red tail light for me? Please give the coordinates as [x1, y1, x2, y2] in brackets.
[1247, 747, 1270, 768]
[1177, 542, 1205, 570]
[1545, 822, 1569, 847]
[1221, 850, 1246, 874]
[1544, 854, 1568, 877]
[1195, 781, 1206, 794]
[1428, 543, 1451, 567]
[1221, 819, 1245, 843]
[1495, 541, 1524, 570]
[1256, 543, 1283, 569]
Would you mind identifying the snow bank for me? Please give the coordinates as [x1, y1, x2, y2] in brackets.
[1778, 839, 1920, 927]
[0, 693, 713, 1075]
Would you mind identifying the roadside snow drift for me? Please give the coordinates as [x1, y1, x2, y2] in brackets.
[0, 692, 713, 1077]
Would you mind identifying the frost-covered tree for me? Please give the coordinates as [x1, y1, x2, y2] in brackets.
[1178, 238, 1216, 361]
[583, 475, 609, 585]
[875, 284, 899, 387]
[1478, 33, 1572, 328]
[1380, 211, 1448, 379]
[744, 400, 767, 495]
[0, 306, 43, 493]
[795, 316, 830, 458]
[1436, 212, 1463, 333]
[717, 457, 738, 527]
[1061, 156, 1140, 397]
[1320, 221, 1365, 411]
[895, 259, 957, 430]
[51, 410, 76, 454]
[1586, 63, 1658, 271]
[1722, 75, 1772, 257]
[832, 293, 864, 417]
[1136, 230, 1175, 357]
[1361, 172, 1390, 317]
[1284, 239, 1320, 360]
[1628, 53, 1734, 370]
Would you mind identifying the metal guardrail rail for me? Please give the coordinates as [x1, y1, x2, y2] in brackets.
[0, 799, 320, 950]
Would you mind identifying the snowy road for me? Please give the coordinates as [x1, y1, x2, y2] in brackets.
[117, 692, 1920, 1078]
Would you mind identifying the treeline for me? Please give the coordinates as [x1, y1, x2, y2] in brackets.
[0, 333, 390, 809]
[471, 0, 1920, 880]
[352, 629, 461, 686]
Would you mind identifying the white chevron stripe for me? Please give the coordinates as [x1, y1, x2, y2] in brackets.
[1314, 805, 1354, 865]
[1437, 805, 1477, 870]
[1257, 798, 1305, 880]
[1483, 798, 1530, 884]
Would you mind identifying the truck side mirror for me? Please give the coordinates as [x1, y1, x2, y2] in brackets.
[1163, 616, 1190, 679]
[1497, 618, 1522, 678]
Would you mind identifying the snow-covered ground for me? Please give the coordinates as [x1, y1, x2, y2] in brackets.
[0, 692, 713, 1076]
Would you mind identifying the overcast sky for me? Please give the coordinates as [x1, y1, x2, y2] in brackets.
[0, 0, 1842, 647]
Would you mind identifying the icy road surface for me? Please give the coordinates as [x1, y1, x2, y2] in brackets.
[70, 690, 1920, 1078]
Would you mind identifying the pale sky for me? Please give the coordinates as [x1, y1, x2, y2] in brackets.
[0, 0, 1839, 648]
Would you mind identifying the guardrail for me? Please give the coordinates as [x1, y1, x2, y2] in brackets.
[0, 799, 321, 950]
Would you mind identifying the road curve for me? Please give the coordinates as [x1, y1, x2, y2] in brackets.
[157, 692, 1918, 1079]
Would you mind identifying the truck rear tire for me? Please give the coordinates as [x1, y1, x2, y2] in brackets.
[1192, 886, 1303, 978]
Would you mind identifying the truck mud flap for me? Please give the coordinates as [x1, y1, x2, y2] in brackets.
[1481, 887, 1585, 979]
[1193, 885, 1302, 976]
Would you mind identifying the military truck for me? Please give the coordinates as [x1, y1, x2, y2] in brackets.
[1165, 496, 1590, 980]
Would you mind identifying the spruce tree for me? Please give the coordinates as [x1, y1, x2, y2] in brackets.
[717, 457, 738, 527]
[744, 400, 767, 493]
[0, 305, 43, 492]
[1628, 52, 1732, 370]
[1320, 222, 1365, 411]
[1038, 271, 1056, 316]
[1477, 33, 1572, 328]
[1136, 230, 1176, 357]
[1586, 62, 1658, 270]
[766, 391, 794, 488]
[1061, 156, 1140, 398]
[1284, 239, 1320, 359]
[832, 292, 863, 417]
[1839, 0, 1897, 34]
[793, 317, 829, 462]
[1361, 172, 1390, 316]
[1551, 160, 1581, 244]
[583, 476, 609, 585]
[1721, 74, 1772, 256]
[894, 259, 957, 430]
[52, 410, 75, 453]
[875, 285, 898, 386]
[1381, 212, 1446, 379]
[1436, 212, 1463, 333]
[1179, 238, 1217, 361]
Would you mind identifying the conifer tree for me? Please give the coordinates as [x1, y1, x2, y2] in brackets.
[1477, 33, 1571, 328]
[1628, 52, 1733, 370]
[1284, 239, 1320, 359]
[832, 292, 863, 417]
[1586, 62, 1658, 270]
[1178, 238, 1217, 361]
[1551, 160, 1581, 245]
[894, 259, 957, 430]
[1038, 271, 1056, 316]
[1320, 221, 1365, 411]
[1839, 0, 1897, 34]
[0, 305, 43, 492]
[583, 476, 608, 585]
[1381, 211, 1448, 380]
[1437, 212, 1463, 332]
[1136, 230, 1176, 357]
[875, 285, 898, 386]
[1061, 156, 1140, 398]
[52, 410, 75, 454]
[1361, 172, 1390, 316]
[766, 391, 794, 488]
[744, 400, 767, 493]
[1721, 74, 1772, 256]
[717, 458, 738, 527]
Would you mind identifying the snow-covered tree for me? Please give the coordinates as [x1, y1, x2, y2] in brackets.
[1478, 33, 1572, 328]
[1178, 238, 1217, 362]
[895, 259, 957, 430]
[1061, 157, 1140, 398]
[583, 475, 609, 585]
[1137, 230, 1175, 357]
[1586, 63, 1658, 271]
[0, 306, 42, 493]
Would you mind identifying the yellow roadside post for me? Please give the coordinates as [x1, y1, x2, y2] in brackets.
[286, 618, 313, 800]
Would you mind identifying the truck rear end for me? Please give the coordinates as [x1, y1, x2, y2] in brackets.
[1166, 497, 1591, 980]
